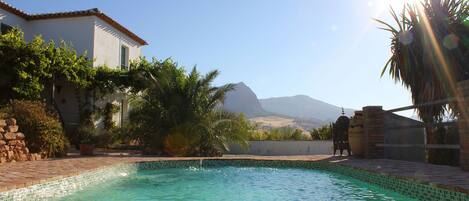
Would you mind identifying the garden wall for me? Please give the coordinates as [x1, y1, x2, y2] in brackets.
[382, 112, 426, 162]
[227, 140, 333, 155]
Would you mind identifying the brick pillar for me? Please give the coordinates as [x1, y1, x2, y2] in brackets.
[457, 80, 469, 171]
[362, 106, 385, 159]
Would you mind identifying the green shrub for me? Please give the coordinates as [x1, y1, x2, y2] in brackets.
[127, 59, 243, 156]
[250, 127, 311, 141]
[76, 118, 97, 145]
[111, 122, 136, 145]
[249, 131, 268, 141]
[101, 103, 119, 131]
[310, 124, 332, 140]
[95, 102, 120, 147]
[0, 100, 69, 157]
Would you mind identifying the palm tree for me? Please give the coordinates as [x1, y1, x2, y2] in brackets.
[378, 0, 468, 162]
[128, 59, 248, 156]
[194, 110, 251, 156]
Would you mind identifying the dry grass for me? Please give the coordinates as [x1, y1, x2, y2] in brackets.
[249, 116, 297, 128]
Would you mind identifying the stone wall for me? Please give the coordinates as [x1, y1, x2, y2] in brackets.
[362, 106, 385, 158]
[457, 80, 469, 171]
[0, 118, 41, 163]
[351, 107, 425, 161]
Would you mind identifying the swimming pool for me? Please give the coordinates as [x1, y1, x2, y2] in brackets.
[58, 165, 414, 201]
[1, 160, 468, 201]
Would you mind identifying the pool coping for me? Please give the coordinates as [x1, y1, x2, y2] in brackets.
[332, 158, 469, 195]
[0, 156, 468, 199]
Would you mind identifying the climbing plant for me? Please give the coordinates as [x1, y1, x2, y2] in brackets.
[0, 28, 94, 102]
[0, 28, 134, 147]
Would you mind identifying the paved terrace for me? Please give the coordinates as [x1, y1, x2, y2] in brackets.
[0, 155, 468, 195]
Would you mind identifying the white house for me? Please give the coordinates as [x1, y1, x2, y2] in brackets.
[0, 1, 147, 131]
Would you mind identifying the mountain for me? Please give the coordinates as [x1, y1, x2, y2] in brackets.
[259, 95, 354, 122]
[222, 82, 355, 128]
[222, 82, 269, 117]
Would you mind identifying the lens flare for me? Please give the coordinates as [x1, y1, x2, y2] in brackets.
[388, 0, 420, 10]
[398, 31, 414, 45]
[443, 34, 460, 50]
[413, 4, 469, 121]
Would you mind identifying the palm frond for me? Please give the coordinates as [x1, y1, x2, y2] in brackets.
[378, 0, 468, 121]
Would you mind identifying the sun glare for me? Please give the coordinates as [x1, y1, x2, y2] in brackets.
[370, 0, 422, 19]
[376, 0, 421, 11]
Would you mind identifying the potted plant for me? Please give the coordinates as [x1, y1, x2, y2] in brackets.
[77, 119, 97, 156]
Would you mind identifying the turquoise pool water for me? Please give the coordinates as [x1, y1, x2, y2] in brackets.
[59, 166, 415, 201]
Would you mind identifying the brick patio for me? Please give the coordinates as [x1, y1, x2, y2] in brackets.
[0, 155, 468, 196]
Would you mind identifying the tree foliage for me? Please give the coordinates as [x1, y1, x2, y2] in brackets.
[250, 127, 311, 141]
[0, 28, 94, 102]
[0, 28, 133, 148]
[127, 59, 250, 156]
[194, 111, 252, 156]
[0, 29, 253, 156]
[378, 0, 468, 122]
[378, 0, 468, 163]
[0, 28, 127, 110]
[310, 124, 332, 140]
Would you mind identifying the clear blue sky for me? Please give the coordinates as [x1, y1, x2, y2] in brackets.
[5, 0, 414, 113]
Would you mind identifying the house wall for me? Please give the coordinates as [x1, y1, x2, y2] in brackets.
[0, 10, 143, 68]
[54, 80, 82, 128]
[94, 92, 129, 129]
[26, 17, 96, 130]
[228, 140, 333, 155]
[93, 17, 141, 68]
[27, 16, 95, 58]
[93, 17, 142, 127]
[0, 8, 142, 131]
[0, 7, 28, 31]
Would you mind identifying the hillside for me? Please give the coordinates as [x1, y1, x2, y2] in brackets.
[259, 95, 354, 122]
[250, 116, 323, 130]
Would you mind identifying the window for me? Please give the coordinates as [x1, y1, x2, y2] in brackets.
[1, 23, 12, 34]
[120, 45, 129, 70]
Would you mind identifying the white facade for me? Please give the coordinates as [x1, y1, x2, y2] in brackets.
[94, 17, 141, 68]
[0, 3, 146, 130]
[0, 7, 27, 30]
[0, 12, 143, 68]
[26, 17, 96, 59]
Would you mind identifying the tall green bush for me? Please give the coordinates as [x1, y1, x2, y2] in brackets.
[249, 127, 311, 141]
[0, 100, 68, 157]
[194, 111, 252, 156]
[310, 124, 332, 140]
[127, 58, 249, 156]
[96, 102, 120, 147]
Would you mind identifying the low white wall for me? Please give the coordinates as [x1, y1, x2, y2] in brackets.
[228, 140, 333, 156]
